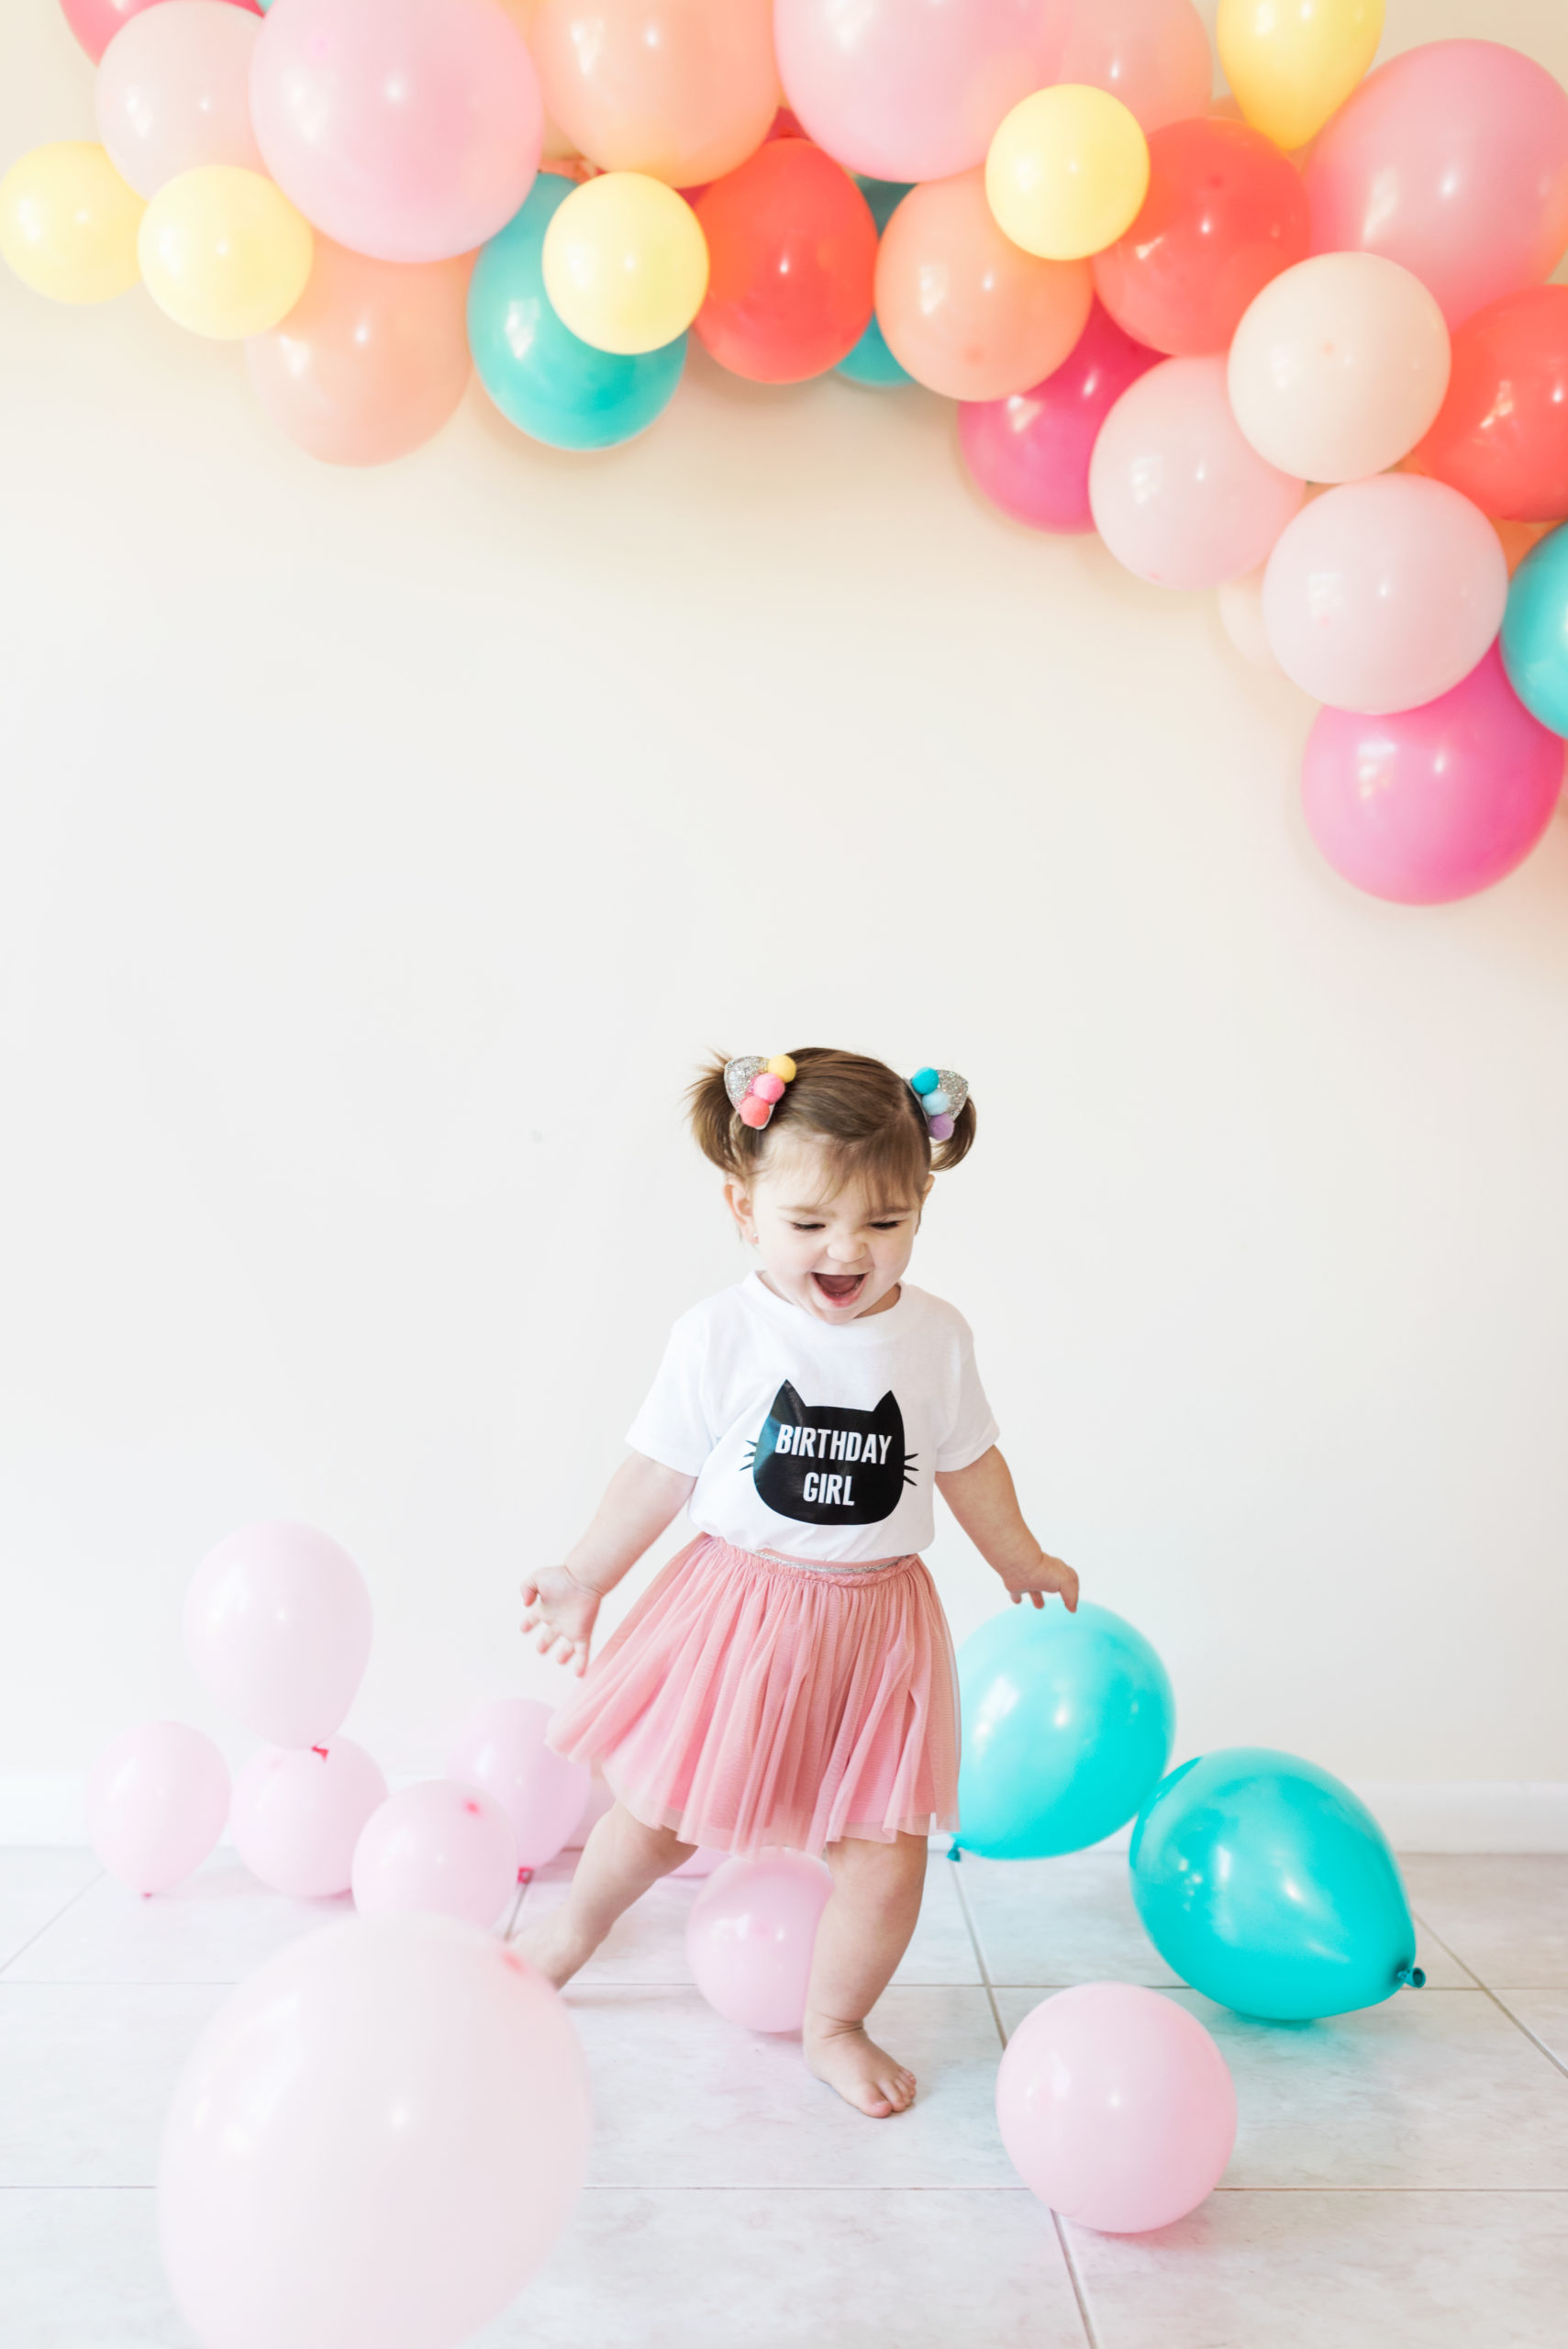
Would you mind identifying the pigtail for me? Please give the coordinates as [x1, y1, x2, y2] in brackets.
[687, 1054, 745, 1177]
[930, 1092, 976, 1172]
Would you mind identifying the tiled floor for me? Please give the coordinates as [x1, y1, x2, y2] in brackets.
[3, 1846, 1566, 2347]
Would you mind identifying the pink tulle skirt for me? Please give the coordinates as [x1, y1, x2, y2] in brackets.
[545, 1534, 961, 1858]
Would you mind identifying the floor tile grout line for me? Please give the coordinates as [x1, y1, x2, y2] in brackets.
[1407, 1913, 1568, 2085]
[0, 1869, 106, 1981]
[1051, 2210, 1103, 2349]
[1408, 1907, 1481, 1988]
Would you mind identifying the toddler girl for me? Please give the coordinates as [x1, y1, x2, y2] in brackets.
[518, 1048, 1079, 2119]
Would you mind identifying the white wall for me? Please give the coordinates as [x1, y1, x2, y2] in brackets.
[4, 0, 1567, 1849]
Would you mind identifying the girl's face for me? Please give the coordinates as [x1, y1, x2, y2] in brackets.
[725, 1137, 933, 1325]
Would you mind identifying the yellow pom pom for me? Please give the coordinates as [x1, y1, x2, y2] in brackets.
[0, 142, 144, 306]
[139, 166, 313, 341]
[985, 85, 1150, 263]
[766, 1055, 796, 1083]
[541, 172, 708, 357]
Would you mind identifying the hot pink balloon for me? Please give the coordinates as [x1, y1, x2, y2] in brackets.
[1302, 644, 1564, 906]
[158, 1914, 590, 2349]
[351, 1779, 517, 1927]
[1089, 352, 1305, 589]
[1262, 473, 1508, 716]
[997, 1984, 1237, 2233]
[250, 0, 544, 265]
[95, 3, 262, 199]
[1306, 41, 1568, 330]
[686, 1851, 832, 2032]
[960, 300, 1161, 535]
[1057, 0, 1213, 137]
[60, 0, 259, 69]
[184, 1520, 373, 1748]
[447, 1698, 590, 1873]
[86, 1720, 229, 1896]
[773, 0, 1072, 184]
[232, 1739, 388, 1899]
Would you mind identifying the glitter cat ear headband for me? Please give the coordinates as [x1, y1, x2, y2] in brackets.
[725, 1053, 798, 1130]
[910, 1066, 969, 1143]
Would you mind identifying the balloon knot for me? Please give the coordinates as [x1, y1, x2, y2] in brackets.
[517, 1865, 534, 1887]
[946, 1842, 963, 1864]
[1396, 1964, 1427, 1989]
[311, 1745, 328, 1759]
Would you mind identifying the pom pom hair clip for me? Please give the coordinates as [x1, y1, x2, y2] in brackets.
[910, 1066, 969, 1143]
[724, 1054, 798, 1130]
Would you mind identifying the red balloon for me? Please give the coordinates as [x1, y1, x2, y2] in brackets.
[959, 301, 1160, 534]
[693, 139, 877, 384]
[1093, 117, 1310, 357]
[60, 0, 260, 67]
[1411, 286, 1568, 525]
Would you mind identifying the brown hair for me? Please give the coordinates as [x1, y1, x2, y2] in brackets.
[687, 1048, 976, 1202]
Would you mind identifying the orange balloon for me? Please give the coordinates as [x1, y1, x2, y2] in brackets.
[874, 169, 1093, 401]
[529, 0, 780, 187]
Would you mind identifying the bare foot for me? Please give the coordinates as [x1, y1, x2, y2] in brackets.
[511, 1906, 597, 1990]
[804, 2020, 917, 2118]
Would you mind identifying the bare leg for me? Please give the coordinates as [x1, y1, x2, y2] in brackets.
[802, 1831, 929, 2118]
[513, 1799, 695, 1987]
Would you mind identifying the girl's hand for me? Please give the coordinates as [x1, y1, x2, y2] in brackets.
[519, 1566, 601, 1676]
[1004, 1550, 1080, 1613]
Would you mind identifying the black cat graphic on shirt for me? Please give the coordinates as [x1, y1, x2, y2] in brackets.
[744, 1383, 916, 1526]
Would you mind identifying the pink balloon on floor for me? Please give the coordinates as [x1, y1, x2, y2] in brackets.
[671, 1844, 728, 1878]
[95, 3, 263, 199]
[1057, 0, 1213, 137]
[686, 1851, 832, 2032]
[352, 1780, 518, 1928]
[996, 1984, 1237, 2233]
[447, 1698, 590, 1873]
[184, 1520, 373, 1748]
[1301, 644, 1564, 906]
[86, 1720, 229, 1896]
[61, 0, 258, 68]
[232, 1739, 388, 1899]
[959, 300, 1160, 535]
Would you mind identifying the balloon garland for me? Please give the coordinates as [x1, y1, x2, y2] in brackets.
[6, 0, 1568, 907]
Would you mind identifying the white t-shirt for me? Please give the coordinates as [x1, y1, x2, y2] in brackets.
[626, 1273, 999, 1564]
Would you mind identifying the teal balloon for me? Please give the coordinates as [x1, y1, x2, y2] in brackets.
[1129, 1748, 1424, 2021]
[468, 177, 685, 452]
[838, 180, 913, 390]
[955, 1602, 1175, 1859]
[1501, 523, 1568, 737]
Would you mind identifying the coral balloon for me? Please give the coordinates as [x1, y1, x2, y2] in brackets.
[542, 173, 707, 355]
[1058, 0, 1212, 138]
[247, 239, 472, 467]
[0, 142, 144, 304]
[447, 1698, 590, 1871]
[1502, 525, 1568, 738]
[352, 1780, 518, 1927]
[693, 140, 875, 384]
[1089, 353, 1305, 590]
[960, 300, 1159, 533]
[250, 0, 543, 265]
[1229, 253, 1451, 484]
[986, 85, 1150, 263]
[1217, 0, 1382, 154]
[997, 1986, 1237, 2233]
[95, 3, 262, 198]
[184, 1520, 373, 1747]
[1093, 117, 1310, 359]
[1302, 645, 1562, 905]
[529, 0, 779, 187]
[686, 1852, 832, 2032]
[232, 1740, 388, 1898]
[1263, 474, 1508, 715]
[60, 0, 259, 67]
[773, 0, 1071, 185]
[1413, 289, 1568, 525]
[836, 175, 913, 388]
[86, 1721, 229, 1896]
[1305, 41, 1568, 330]
[139, 163, 313, 338]
[875, 168, 1093, 401]
[157, 1915, 590, 2349]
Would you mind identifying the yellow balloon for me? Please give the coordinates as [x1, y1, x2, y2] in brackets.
[985, 85, 1150, 263]
[541, 172, 708, 357]
[139, 166, 314, 341]
[0, 142, 144, 306]
[1218, 0, 1385, 153]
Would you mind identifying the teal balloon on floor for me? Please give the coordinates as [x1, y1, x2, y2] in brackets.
[1129, 1748, 1425, 2022]
[1501, 522, 1568, 736]
[954, 1602, 1175, 1858]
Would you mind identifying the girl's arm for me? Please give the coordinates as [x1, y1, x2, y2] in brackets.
[935, 1447, 1079, 1612]
[521, 1453, 696, 1676]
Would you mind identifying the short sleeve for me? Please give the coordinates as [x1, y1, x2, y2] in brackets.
[934, 1339, 999, 1474]
[625, 1313, 714, 1477]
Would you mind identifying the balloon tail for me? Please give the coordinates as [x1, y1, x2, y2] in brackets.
[517, 1865, 534, 1887]
[311, 1745, 328, 1759]
[1396, 1964, 1427, 1989]
[947, 1842, 963, 1864]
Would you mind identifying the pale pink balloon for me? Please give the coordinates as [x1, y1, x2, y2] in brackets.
[997, 1984, 1236, 2233]
[1262, 473, 1508, 715]
[774, 0, 1072, 184]
[158, 1914, 590, 2349]
[671, 1844, 728, 1878]
[1089, 353, 1305, 589]
[250, 0, 544, 264]
[447, 1698, 590, 1873]
[86, 1721, 229, 1896]
[351, 1779, 517, 1927]
[686, 1850, 832, 2032]
[875, 169, 1093, 402]
[1302, 643, 1563, 905]
[95, 3, 262, 198]
[530, 0, 780, 187]
[1306, 40, 1568, 330]
[232, 1739, 388, 1898]
[184, 1520, 373, 1749]
[959, 299, 1161, 534]
[1058, 0, 1213, 137]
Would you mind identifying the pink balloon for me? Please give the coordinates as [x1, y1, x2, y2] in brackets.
[671, 1844, 728, 1878]
[997, 1984, 1237, 2233]
[95, 3, 262, 198]
[686, 1851, 832, 2032]
[158, 1914, 590, 2349]
[960, 300, 1161, 535]
[447, 1698, 590, 1873]
[184, 1520, 373, 1748]
[86, 1720, 229, 1896]
[1262, 473, 1508, 715]
[1302, 644, 1564, 905]
[1057, 0, 1213, 137]
[60, 0, 259, 69]
[773, 0, 1072, 184]
[232, 1739, 388, 1898]
[1306, 40, 1568, 330]
[351, 1779, 518, 1927]
[250, 0, 544, 264]
[1089, 353, 1305, 589]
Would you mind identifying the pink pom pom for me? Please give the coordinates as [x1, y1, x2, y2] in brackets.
[927, 1112, 955, 1141]
[750, 1072, 786, 1103]
[739, 1095, 773, 1129]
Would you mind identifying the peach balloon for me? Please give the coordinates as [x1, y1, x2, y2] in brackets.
[529, 0, 779, 187]
[875, 169, 1093, 402]
[1058, 0, 1213, 138]
[96, 3, 262, 199]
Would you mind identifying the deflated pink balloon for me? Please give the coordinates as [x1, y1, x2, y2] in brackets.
[774, 0, 1072, 184]
[686, 1851, 833, 2032]
[250, 0, 543, 263]
[1058, 0, 1213, 137]
[86, 1721, 229, 1896]
[95, 3, 262, 198]
[232, 1739, 388, 1899]
[1301, 644, 1563, 905]
[448, 1698, 590, 1873]
[876, 169, 1093, 402]
[184, 1520, 373, 1749]
[1262, 473, 1508, 715]
[1306, 41, 1568, 329]
[1089, 353, 1305, 589]
[960, 299, 1160, 534]
[352, 1780, 518, 1927]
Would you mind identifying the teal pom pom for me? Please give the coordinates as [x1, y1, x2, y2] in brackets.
[911, 1068, 940, 1095]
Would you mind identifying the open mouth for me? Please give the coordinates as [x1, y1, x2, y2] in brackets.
[812, 1272, 867, 1308]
